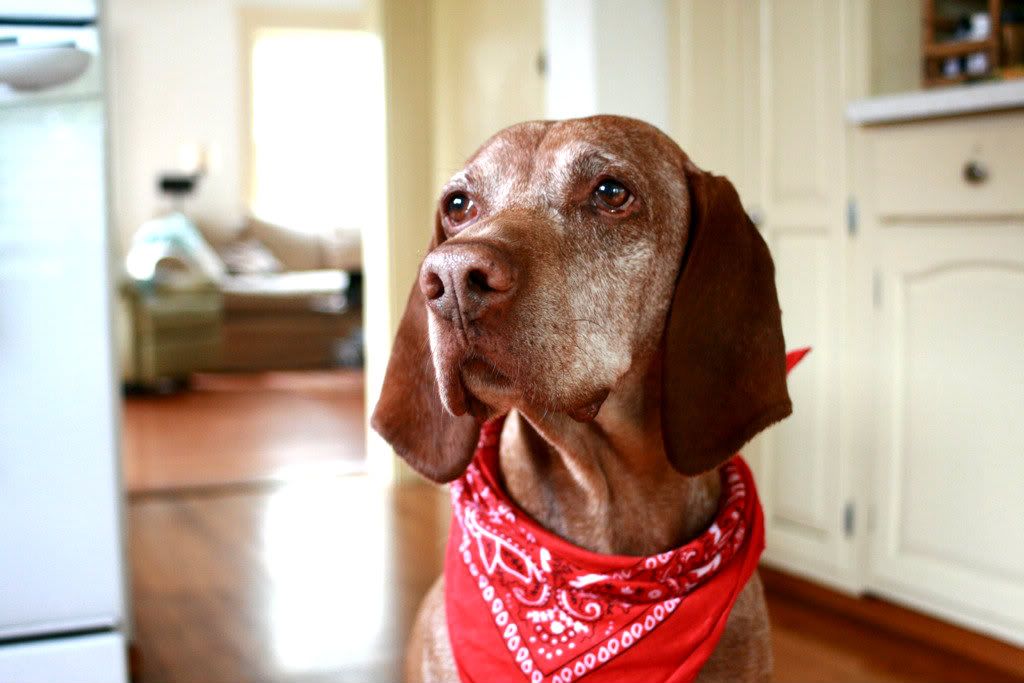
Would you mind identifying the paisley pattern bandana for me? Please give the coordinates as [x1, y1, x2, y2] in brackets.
[443, 349, 808, 683]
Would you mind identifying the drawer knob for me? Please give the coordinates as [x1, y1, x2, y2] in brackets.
[963, 160, 988, 184]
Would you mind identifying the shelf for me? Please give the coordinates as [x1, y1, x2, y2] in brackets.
[925, 38, 995, 58]
[924, 74, 971, 87]
[921, 0, 1004, 88]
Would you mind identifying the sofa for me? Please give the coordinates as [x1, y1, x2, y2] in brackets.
[213, 216, 362, 372]
[120, 213, 361, 386]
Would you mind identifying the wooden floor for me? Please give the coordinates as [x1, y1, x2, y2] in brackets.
[122, 370, 365, 493]
[124, 369, 1022, 682]
[128, 479, 1024, 683]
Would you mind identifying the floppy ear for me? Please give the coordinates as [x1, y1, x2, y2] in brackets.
[661, 164, 791, 475]
[370, 218, 481, 482]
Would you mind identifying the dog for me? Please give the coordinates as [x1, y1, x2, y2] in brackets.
[372, 115, 791, 683]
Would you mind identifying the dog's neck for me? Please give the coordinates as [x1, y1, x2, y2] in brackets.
[499, 354, 722, 556]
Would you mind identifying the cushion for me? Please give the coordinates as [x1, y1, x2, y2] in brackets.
[321, 228, 363, 271]
[217, 237, 283, 275]
[221, 270, 350, 314]
[248, 217, 323, 271]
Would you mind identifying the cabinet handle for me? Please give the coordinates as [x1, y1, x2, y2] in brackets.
[963, 160, 988, 184]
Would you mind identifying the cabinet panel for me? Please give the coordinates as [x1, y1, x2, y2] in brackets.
[675, 0, 761, 204]
[870, 225, 1024, 646]
[431, 0, 544, 188]
[763, 1, 840, 209]
[755, 0, 855, 591]
[769, 231, 830, 533]
[761, 224, 850, 587]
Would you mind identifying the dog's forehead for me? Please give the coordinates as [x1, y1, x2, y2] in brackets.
[457, 116, 682, 205]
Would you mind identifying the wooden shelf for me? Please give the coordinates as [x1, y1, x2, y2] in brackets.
[924, 73, 970, 87]
[925, 37, 996, 58]
[931, 16, 961, 33]
[922, 0, 1003, 88]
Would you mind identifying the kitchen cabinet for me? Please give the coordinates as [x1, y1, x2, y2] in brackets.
[674, 0, 1024, 646]
[675, 0, 860, 593]
[856, 111, 1024, 645]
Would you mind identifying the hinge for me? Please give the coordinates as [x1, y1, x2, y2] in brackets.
[872, 270, 883, 309]
[846, 197, 858, 237]
[747, 205, 764, 229]
[843, 501, 855, 538]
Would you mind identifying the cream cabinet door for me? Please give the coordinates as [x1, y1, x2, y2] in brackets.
[673, 0, 762, 204]
[673, 0, 858, 591]
[869, 225, 1024, 646]
[754, 0, 859, 591]
[431, 0, 544, 188]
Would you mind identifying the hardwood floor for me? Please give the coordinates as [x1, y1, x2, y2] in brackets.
[124, 369, 1022, 681]
[122, 369, 365, 493]
[130, 480, 448, 683]
[128, 479, 1024, 683]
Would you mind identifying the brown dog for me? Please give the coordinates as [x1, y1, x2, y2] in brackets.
[373, 115, 790, 683]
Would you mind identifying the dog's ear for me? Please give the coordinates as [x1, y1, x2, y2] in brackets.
[661, 163, 791, 475]
[370, 217, 480, 482]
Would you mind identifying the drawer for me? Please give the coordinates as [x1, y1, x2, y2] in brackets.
[869, 110, 1024, 219]
[0, 632, 127, 683]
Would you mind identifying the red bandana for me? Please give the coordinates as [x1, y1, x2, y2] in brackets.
[444, 349, 809, 683]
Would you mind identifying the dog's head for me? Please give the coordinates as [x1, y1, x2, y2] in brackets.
[372, 115, 790, 482]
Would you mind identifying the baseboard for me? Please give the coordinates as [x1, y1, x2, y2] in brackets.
[760, 566, 1024, 679]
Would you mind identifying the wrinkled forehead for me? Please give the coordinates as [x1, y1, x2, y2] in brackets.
[450, 117, 681, 205]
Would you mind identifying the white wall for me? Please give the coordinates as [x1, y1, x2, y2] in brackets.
[105, 0, 242, 248]
[104, 0, 365, 250]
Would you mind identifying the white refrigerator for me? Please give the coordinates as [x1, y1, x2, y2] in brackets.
[0, 2, 127, 681]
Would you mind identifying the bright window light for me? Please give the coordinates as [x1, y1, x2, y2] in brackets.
[249, 29, 384, 235]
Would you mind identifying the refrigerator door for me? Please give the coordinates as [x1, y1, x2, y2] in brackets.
[0, 22, 123, 638]
[0, 632, 126, 683]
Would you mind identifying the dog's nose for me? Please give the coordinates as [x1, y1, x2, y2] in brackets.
[420, 243, 517, 323]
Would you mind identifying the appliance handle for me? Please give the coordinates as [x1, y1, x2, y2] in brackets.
[0, 16, 95, 28]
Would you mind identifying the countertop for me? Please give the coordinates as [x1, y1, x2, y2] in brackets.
[846, 80, 1024, 125]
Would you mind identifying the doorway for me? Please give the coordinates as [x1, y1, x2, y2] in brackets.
[116, 7, 384, 495]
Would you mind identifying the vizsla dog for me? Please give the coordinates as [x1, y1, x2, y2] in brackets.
[373, 115, 791, 683]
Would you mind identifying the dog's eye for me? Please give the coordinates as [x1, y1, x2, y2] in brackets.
[593, 179, 632, 212]
[443, 192, 478, 227]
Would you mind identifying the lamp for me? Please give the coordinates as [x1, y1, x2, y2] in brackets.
[0, 40, 91, 91]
